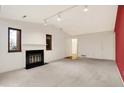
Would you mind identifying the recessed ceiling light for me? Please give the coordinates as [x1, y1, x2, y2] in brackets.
[22, 15, 27, 19]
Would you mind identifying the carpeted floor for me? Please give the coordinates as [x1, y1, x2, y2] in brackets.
[0, 58, 123, 87]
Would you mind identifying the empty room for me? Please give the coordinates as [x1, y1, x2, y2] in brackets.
[0, 5, 124, 87]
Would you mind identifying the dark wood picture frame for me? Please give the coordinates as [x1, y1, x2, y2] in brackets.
[46, 34, 52, 50]
[8, 27, 22, 53]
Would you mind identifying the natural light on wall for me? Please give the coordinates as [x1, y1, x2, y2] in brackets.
[72, 38, 78, 59]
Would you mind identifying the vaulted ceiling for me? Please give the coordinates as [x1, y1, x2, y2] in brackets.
[0, 5, 117, 36]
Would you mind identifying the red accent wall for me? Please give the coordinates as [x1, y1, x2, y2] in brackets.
[115, 5, 124, 81]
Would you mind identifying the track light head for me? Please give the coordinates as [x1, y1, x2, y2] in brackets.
[84, 5, 88, 12]
[57, 14, 61, 21]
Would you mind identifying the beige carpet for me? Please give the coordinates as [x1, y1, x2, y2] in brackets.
[0, 58, 123, 87]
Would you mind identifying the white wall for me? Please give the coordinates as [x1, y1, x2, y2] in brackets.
[76, 31, 115, 60]
[42, 25, 70, 62]
[0, 18, 70, 73]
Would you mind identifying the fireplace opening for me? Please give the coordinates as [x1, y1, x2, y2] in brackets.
[26, 50, 44, 69]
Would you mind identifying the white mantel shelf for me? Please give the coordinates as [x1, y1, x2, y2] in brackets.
[23, 43, 47, 46]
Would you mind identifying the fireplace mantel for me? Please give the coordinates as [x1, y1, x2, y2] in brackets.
[23, 43, 47, 46]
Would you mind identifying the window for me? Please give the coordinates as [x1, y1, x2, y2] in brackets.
[8, 27, 21, 52]
[46, 34, 52, 50]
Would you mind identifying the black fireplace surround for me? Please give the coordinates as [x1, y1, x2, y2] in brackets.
[26, 50, 44, 69]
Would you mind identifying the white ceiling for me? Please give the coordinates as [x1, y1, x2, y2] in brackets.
[0, 5, 117, 36]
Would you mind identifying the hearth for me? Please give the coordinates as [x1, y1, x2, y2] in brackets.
[26, 50, 44, 69]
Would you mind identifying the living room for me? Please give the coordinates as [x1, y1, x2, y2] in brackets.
[0, 5, 124, 87]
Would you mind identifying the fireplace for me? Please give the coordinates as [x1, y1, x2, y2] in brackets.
[26, 50, 44, 69]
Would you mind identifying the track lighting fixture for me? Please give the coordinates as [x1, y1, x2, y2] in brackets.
[84, 5, 88, 12]
[42, 6, 78, 24]
[42, 5, 89, 25]
[41, 5, 89, 25]
[57, 14, 61, 22]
